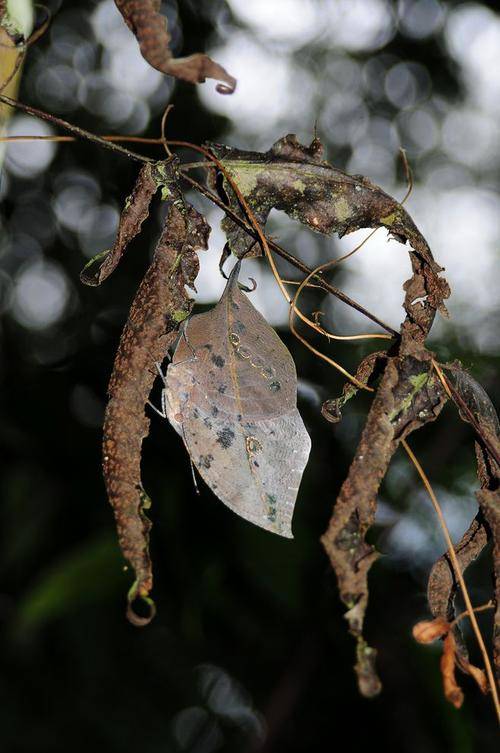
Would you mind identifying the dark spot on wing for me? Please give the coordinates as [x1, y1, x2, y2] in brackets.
[211, 405, 219, 417]
[234, 320, 246, 334]
[203, 417, 212, 429]
[212, 354, 225, 368]
[266, 494, 277, 523]
[218, 384, 227, 394]
[269, 380, 281, 392]
[216, 427, 235, 449]
[237, 347, 251, 360]
[198, 454, 214, 469]
[204, 343, 213, 351]
[192, 407, 200, 418]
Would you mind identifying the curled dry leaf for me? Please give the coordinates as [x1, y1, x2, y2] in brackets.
[321, 340, 448, 696]
[209, 133, 449, 338]
[163, 261, 311, 537]
[444, 364, 500, 435]
[321, 351, 387, 424]
[476, 488, 500, 683]
[442, 363, 500, 467]
[441, 632, 464, 709]
[114, 0, 236, 93]
[474, 403, 500, 683]
[80, 161, 176, 286]
[457, 659, 489, 696]
[103, 200, 210, 624]
[414, 616, 489, 699]
[427, 512, 489, 665]
[412, 618, 450, 644]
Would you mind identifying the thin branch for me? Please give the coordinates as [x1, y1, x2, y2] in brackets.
[0, 134, 166, 145]
[451, 601, 494, 629]
[0, 94, 154, 164]
[402, 438, 500, 723]
[288, 229, 389, 342]
[0, 111, 399, 338]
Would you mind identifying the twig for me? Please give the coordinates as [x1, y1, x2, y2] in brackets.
[0, 134, 167, 144]
[0, 104, 399, 338]
[402, 438, 500, 723]
[0, 94, 154, 164]
[0, 118, 399, 338]
[451, 601, 494, 628]
[288, 229, 388, 342]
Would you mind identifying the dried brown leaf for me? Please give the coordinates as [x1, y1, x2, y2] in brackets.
[446, 365, 500, 435]
[456, 655, 490, 695]
[80, 161, 180, 286]
[114, 0, 236, 93]
[428, 513, 489, 624]
[354, 639, 381, 698]
[321, 340, 447, 696]
[442, 363, 500, 467]
[209, 134, 449, 339]
[476, 488, 500, 683]
[441, 633, 464, 709]
[413, 618, 450, 644]
[427, 511, 489, 667]
[103, 199, 210, 623]
[321, 351, 387, 424]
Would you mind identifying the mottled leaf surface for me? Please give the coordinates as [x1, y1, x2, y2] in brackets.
[209, 134, 449, 340]
[164, 262, 311, 537]
[103, 199, 209, 621]
[321, 339, 448, 696]
[443, 363, 500, 464]
[211, 136, 436, 260]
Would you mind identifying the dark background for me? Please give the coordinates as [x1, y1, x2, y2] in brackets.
[0, 1, 499, 751]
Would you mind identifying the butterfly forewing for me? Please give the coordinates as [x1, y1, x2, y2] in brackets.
[164, 263, 311, 537]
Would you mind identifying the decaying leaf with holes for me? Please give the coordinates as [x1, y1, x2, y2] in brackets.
[103, 199, 210, 625]
[163, 262, 311, 537]
[80, 159, 178, 286]
[114, 0, 236, 93]
[321, 340, 448, 697]
[208, 134, 450, 339]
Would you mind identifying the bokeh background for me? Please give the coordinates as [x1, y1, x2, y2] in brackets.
[1, 1, 499, 750]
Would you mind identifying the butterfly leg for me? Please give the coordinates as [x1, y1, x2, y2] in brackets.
[147, 397, 167, 419]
